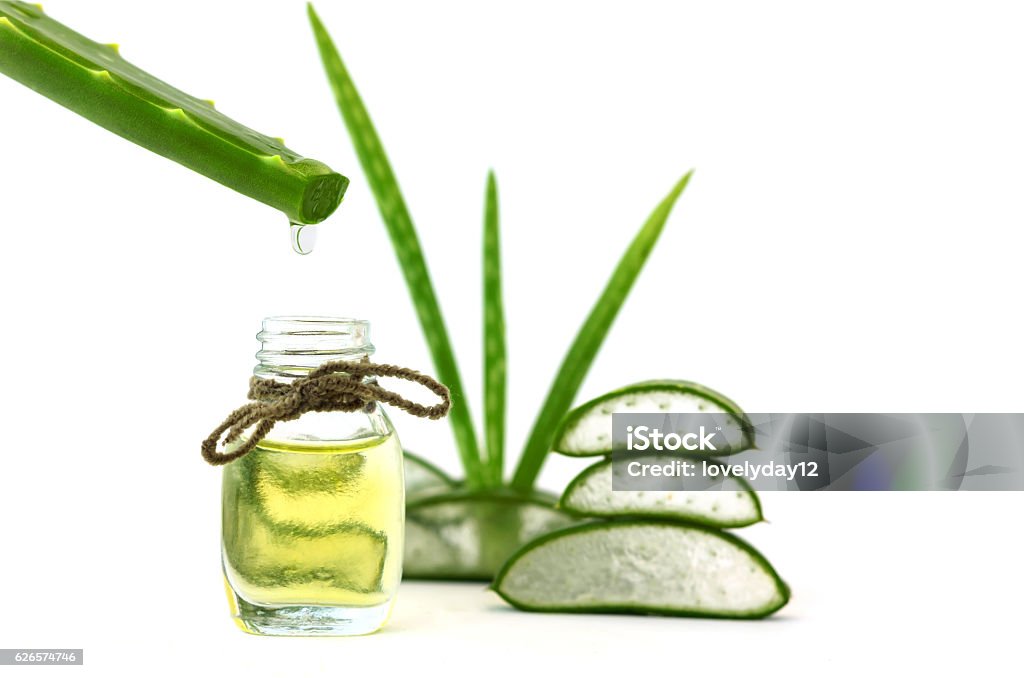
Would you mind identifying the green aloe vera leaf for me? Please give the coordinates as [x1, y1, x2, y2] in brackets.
[308, 3, 485, 488]
[482, 171, 507, 486]
[0, 1, 346, 224]
[559, 456, 763, 527]
[404, 450, 458, 499]
[493, 521, 789, 618]
[553, 380, 755, 457]
[403, 489, 576, 581]
[511, 172, 695, 491]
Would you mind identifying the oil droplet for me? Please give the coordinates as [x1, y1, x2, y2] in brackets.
[290, 222, 317, 255]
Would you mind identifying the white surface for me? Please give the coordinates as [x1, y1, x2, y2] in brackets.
[1, 0, 1023, 675]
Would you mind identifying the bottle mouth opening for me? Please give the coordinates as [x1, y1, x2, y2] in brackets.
[261, 316, 369, 335]
[256, 316, 374, 379]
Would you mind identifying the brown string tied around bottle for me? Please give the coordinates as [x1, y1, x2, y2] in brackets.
[201, 360, 450, 466]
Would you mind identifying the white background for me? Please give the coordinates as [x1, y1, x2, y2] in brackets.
[1, 0, 1023, 675]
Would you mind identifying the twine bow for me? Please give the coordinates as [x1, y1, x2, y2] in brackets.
[201, 360, 450, 466]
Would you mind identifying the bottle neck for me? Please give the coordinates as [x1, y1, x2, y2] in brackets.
[254, 316, 374, 382]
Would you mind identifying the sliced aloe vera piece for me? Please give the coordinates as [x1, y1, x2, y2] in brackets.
[0, 1, 347, 223]
[494, 521, 789, 618]
[404, 450, 457, 498]
[553, 381, 754, 456]
[404, 490, 576, 581]
[560, 457, 762, 527]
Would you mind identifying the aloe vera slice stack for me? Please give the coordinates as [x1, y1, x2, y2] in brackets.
[494, 522, 789, 618]
[491, 383, 790, 618]
[560, 457, 763, 527]
[553, 381, 755, 456]
[0, 1, 347, 224]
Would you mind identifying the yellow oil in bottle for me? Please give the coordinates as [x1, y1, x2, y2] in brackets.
[222, 433, 404, 610]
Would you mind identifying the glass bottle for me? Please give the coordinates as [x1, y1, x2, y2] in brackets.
[221, 316, 404, 636]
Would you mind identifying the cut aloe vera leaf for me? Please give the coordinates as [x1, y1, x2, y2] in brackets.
[0, 1, 347, 224]
[560, 457, 762, 527]
[404, 450, 457, 498]
[553, 380, 754, 456]
[404, 490, 576, 581]
[494, 521, 789, 618]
